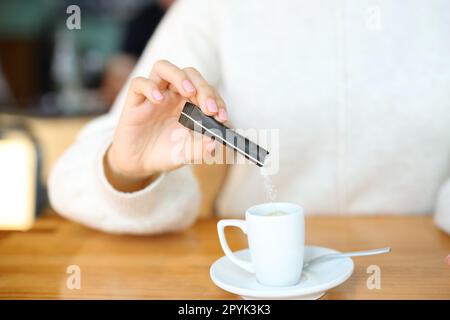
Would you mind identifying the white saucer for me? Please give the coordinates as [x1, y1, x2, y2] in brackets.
[210, 245, 354, 300]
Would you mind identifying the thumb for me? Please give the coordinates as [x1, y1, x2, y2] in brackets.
[184, 133, 216, 165]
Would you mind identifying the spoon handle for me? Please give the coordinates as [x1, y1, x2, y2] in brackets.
[328, 247, 391, 258]
[305, 247, 391, 267]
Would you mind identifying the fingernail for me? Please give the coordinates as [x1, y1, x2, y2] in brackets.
[218, 108, 228, 121]
[182, 80, 195, 93]
[152, 89, 164, 101]
[446, 254, 450, 266]
[206, 98, 218, 113]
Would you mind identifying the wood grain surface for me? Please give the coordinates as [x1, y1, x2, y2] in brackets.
[0, 209, 449, 299]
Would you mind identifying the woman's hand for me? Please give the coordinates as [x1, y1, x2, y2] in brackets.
[104, 60, 228, 192]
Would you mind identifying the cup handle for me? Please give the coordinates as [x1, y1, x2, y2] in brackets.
[217, 219, 255, 273]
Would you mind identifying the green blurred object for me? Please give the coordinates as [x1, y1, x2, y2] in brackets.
[0, 0, 57, 39]
[71, 16, 124, 60]
[0, 0, 123, 55]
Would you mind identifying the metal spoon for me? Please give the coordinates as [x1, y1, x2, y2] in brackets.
[304, 247, 391, 268]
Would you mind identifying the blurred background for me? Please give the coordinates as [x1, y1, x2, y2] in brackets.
[0, 0, 180, 230]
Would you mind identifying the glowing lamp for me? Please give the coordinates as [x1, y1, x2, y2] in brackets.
[0, 125, 42, 230]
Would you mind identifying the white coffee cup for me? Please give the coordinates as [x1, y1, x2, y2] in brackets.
[217, 202, 304, 287]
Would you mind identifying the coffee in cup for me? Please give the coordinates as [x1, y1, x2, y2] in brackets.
[265, 211, 289, 217]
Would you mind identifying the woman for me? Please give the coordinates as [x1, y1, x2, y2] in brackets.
[49, 0, 450, 234]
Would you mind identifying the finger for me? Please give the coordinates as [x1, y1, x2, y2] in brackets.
[183, 67, 221, 117]
[126, 77, 165, 107]
[213, 91, 228, 123]
[149, 60, 196, 98]
[202, 136, 217, 163]
[205, 138, 217, 154]
[184, 133, 216, 164]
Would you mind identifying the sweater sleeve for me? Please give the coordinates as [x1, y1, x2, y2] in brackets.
[434, 179, 450, 235]
[48, 0, 222, 234]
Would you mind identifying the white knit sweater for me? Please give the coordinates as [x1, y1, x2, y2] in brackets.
[48, 0, 450, 234]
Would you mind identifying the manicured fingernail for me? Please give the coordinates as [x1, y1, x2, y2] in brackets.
[182, 80, 195, 93]
[218, 108, 228, 121]
[152, 89, 163, 101]
[206, 98, 218, 113]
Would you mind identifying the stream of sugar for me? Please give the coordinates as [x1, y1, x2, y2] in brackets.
[260, 155, 277, 201]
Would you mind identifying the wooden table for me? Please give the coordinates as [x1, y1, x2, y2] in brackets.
[0, 209, 449, 299]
